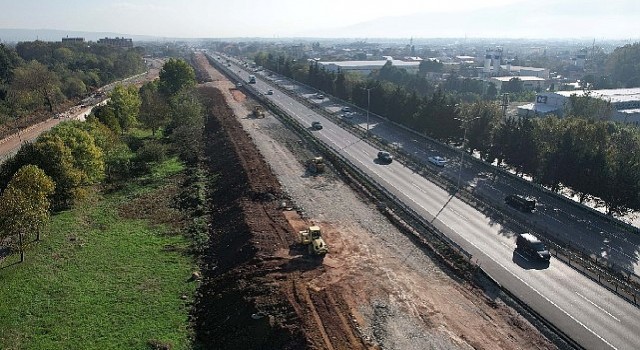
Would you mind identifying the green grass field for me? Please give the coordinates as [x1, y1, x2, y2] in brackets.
[0, 158, 197, 350]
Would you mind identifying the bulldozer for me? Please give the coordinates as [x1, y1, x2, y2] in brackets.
[307, 156, 325, 174]
[299, 225, 328, 255]
[252, 105, 265, 119]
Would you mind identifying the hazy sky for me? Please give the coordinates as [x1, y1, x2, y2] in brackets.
[1, 0, 638, 39]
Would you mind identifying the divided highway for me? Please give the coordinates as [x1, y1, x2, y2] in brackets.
[211, 52, 640, 350]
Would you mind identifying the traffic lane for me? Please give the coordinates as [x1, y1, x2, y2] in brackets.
[471, 177, 640, 275]
[442, 207, 636, 349]
[356, 93, 640, 276]
[489, 171, 640, 272]
[411, 191, 636, 350]
[328, 136, 640, 350]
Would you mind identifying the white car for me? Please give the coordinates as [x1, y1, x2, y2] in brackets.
[341, 106, 351, 112]
[266, 89, 274, 95]
[428, 156, 447, 167]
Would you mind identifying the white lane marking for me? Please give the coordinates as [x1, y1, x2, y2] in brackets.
[515, 251, 530, 262]
[575, 292, 620, 322]
[492, 260, 618, 350]
[448, 207, 468, 221]
[545, 213, 564, 224]
[500, 241, 511, 249]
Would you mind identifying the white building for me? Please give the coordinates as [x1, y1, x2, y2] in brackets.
[518, 88, 640, 125]
[317, 59, 421, 75]
[502, 65, 550, 79]
[490, 76, 547, 92]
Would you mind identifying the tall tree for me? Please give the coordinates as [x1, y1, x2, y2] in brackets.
[158, 58, 196, 96]
[139, 81, 170, 135]
[48, 122, 105, 184]
[0, 165, 54, 261]
[565, 91, 614, 121]
[461, 101, 502, 161]
[606, 42, 640, 88]
[9, 60, 62, 112]
[108, 84, 141, 132]
[602, 127, 640, 214]
[168, 90, 203, 164]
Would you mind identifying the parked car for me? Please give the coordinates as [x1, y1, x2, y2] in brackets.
[316, 94, 325, 99]
[377, 151, 393, 164]
[311, 121, 323, 130]
[341, 106, 351, 112]
[516, 233, 551, 262]
[428, 156, 447, 167]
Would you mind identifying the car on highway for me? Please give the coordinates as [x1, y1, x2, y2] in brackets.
[428, 156, 447, 167]
[516, 233, 551, 262]
[377, 151, 393, 164]
[311, 121, 323, 130]
[266, 89, 274, 95]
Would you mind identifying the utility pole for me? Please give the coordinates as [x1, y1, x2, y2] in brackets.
[454, 116, 481, 194]
[500, 93, 509, 118]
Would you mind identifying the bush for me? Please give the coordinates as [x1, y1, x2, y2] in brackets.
[136, 140, 168, 164]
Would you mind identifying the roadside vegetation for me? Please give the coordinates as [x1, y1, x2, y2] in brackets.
[0, 40, 145, 135]
[250, 47, 640, 215]
[0, 57, 208, 349]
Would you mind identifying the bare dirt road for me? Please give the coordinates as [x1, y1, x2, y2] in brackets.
[193, 52, 561, 349]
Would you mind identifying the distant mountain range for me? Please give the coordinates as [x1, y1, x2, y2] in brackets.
[0, 28, 163, 43]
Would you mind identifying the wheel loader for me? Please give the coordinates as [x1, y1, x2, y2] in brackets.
[252, 105, 265, 118]
[307, 156, 325, 174]
[299, 225, 328, 255]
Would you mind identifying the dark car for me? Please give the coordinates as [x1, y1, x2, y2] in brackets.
[377, 151, 393, 164]
[516, 233, 551, 262]
[311, 121, 323, 130]
[505, 194, 536, 212]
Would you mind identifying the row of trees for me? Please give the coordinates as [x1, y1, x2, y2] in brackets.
[0, 57, 199, 262]
[253, 50, 640, 214]
[0, 41, 145, 123]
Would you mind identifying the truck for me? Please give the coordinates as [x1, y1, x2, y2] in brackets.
[299, 225, 328, 255]
[505, 194, 536, 212]
[248, 74, 256, 84]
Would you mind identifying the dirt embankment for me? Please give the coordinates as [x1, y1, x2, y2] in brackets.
[192, 52, 559, 350]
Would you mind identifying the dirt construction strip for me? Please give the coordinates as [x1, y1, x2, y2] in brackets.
[192, 52, 560, 349]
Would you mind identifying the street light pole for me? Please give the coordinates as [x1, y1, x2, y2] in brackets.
[454, 116, 481, 194]
[456, 125, 468, 192]
[366, 88, 371, 137]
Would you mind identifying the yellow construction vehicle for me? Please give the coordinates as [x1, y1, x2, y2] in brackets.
[307, 156, 325, 174]
[299, 225, 328, 255]
[253, 105, 265, 118]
